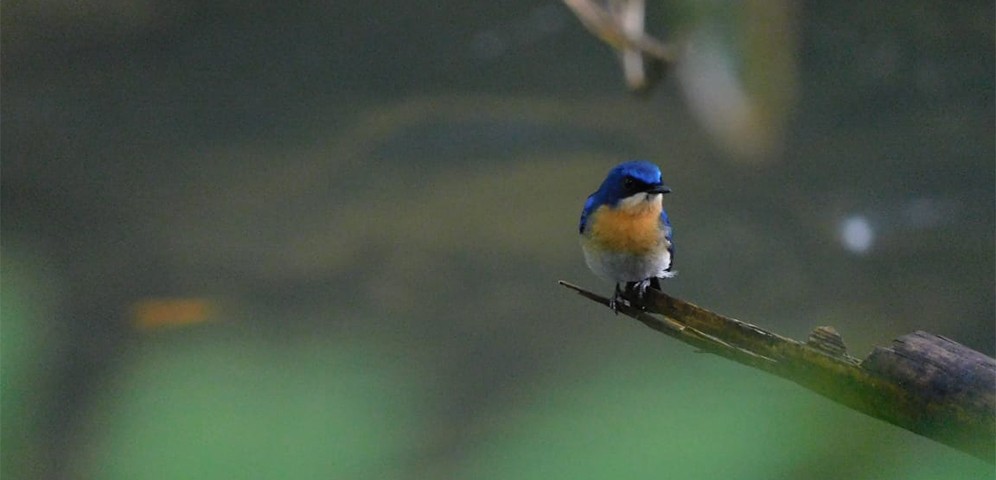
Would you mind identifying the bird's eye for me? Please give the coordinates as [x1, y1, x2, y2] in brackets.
[623, 177, 636, 189]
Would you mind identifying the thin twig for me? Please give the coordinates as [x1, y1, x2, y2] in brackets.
[560, 281, 775, 366]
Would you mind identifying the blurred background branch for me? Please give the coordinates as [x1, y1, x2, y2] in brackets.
[562, 0, 675, 92]
[563, 0, 799, 162]
[561, 0, 676, 61]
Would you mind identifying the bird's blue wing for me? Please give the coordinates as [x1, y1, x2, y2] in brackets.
[579, 195, 598, 234]
[661, 209, 674, 270]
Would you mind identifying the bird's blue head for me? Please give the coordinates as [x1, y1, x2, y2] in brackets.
[590, 160, 670, 206]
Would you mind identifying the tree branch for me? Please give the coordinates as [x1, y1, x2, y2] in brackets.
[559, 280, 996, 463]
[561, 0, 675, 92]
[562, 0, 676, 62]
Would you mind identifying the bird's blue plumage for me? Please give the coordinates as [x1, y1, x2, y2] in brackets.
[661, 208, 674, 267]
[579, 196, 597, 234]
[580, 161, 663, 230]
[578, 160, 674, 307]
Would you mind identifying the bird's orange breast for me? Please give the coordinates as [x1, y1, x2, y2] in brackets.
[586, 201, 665, 255]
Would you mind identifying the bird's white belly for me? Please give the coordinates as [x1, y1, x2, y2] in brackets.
[581, 242, 672, 283]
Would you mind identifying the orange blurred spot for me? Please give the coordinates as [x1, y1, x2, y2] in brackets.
[131, 298, 214, 330]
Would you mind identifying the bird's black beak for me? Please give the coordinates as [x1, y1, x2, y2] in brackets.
[647, 184, 671, 195]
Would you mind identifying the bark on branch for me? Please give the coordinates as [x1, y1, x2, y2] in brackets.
[559, 281, 996, 463]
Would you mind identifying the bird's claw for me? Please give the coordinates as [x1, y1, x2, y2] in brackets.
[610, 283, 624, 314]
[632, 279, 652, 299]
[609, 279, 660, 313]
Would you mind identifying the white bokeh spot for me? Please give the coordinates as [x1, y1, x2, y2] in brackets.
[840, 215, 875, 254]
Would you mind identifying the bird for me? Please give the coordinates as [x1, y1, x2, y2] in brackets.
[579, 160, 674, 312]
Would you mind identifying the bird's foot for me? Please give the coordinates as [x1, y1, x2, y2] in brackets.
[619, 278, 659, 310]
[612, 279, 660, 313]
[609, 283, 624, 314]
[631, 278, 653, 299]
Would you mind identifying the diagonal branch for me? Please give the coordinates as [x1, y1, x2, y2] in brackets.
[560, 281, 775, 366]
[560, 280, 996, 463]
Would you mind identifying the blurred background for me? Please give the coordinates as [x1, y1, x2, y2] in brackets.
[2, 1, 993, 478]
